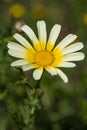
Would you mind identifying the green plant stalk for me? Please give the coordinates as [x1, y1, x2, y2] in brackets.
[7, 73, 43, 130]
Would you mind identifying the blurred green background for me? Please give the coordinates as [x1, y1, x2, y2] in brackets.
[0, 0, 87, 130]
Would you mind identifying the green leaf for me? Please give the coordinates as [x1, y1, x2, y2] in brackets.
[0, 91, 7, 101]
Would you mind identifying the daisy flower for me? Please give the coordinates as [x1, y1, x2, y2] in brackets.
[9, 4, 25, 18]
[7, 20, 85, 83]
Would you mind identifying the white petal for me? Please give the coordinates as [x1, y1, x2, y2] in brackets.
[47, 24, 61, 50]
[8, 50, 25, 58]
[11, 59, 28, 67]
[7, 42, 26, 51]
[45, 67, 58, 75]
[57, 34, 77, 49]
[33, 68, 43, 80]
[58, 62, 76, 68]
[37, 20, 47, 43]
[48, 24, 61, 44]
[13, 33, 33, 49]
[63, 52, 85, 61]
[22, 64, 34, 71]
[63, 42, 84, 55]
[55, 68, 68, 83]
[21, 25, 39, 43]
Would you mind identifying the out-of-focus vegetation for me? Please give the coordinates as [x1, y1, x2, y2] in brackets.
[0, 0, 87, 130]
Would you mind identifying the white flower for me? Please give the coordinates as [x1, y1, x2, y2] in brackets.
[7, 20, 85, 83]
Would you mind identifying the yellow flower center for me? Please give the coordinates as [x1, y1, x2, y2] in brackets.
[35, 51, 54, 67]
[25, 43, 63, 68]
